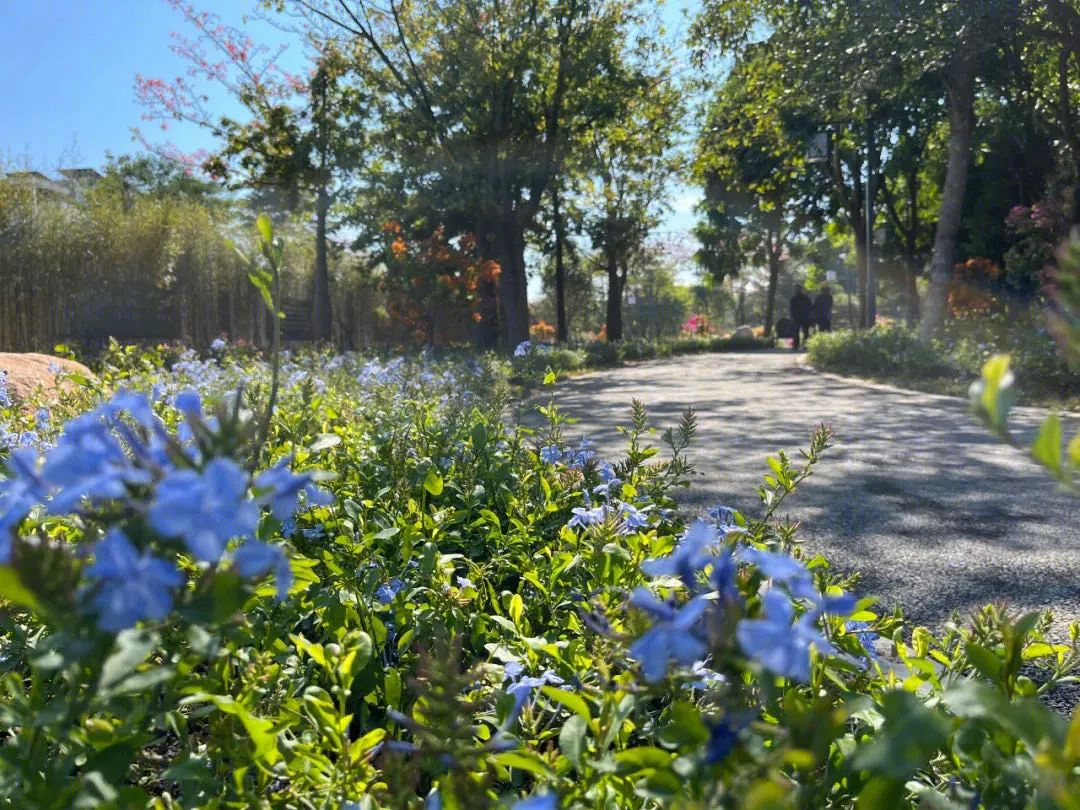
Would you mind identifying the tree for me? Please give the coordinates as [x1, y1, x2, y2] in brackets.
[208, 51, 368, 341]
[278, 0, 645, 349]
[137, 1, 365, 341]
[874, 81, 942, 324]
[693, 51, 815, 336]
[692, 0, 1037, 337]
[583, 60, 681, 342]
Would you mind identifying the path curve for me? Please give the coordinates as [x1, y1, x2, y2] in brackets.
[550, 351, 1080, 639]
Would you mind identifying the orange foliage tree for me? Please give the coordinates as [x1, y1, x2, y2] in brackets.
[380, 222, 500, 346]
[949, 257, 1002, 318]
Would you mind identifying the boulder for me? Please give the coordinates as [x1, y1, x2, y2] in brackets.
[0, 353, 97, 406]
[732, 325, 754, 340]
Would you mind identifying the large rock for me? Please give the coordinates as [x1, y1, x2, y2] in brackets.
[732, 325, 755, 339]
[0, 353, 97, 406]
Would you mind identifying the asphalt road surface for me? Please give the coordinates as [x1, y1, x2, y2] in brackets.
[541, 351, 1080, 641]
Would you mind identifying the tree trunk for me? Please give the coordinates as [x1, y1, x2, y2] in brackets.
[605, 249, 623, 342]
[553, 187, 568, 343]
[495, 222, 530, 349]
[764, 237, 780, 336]
[312, 180, 332, 342]
[905, 258, 921, 326]
[920, 58, 976, 339]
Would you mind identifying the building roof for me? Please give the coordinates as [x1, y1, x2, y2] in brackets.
[58, 168, 104, 182]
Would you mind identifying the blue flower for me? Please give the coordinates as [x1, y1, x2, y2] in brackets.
[254, 459, 333, 520]
[640, 520, 717, 586]
[627, 587, 711, 682]
[736, 589, 834, 681]
[688, 659, 727, 689]
[233, 541, 293, 600]
[211, 337, 227, 352]
[540, 445, 563, 465]
[705, 716, 740, 764]
[616, 501, 648, 533]
[566, 504, 608, 530]
[0, 370, 10, 408]
[173, 390, 203, 420]
[708, 504, 736, 526]
[592, 477, 622, 499]
[503, 662, 564, 724]
[85, 529, 184, 631]
[514, 341, 531, 357]
[147, 457, 259, 563]
[0, 455, 45, 562]
[103, 390, 159, 431]
[845, 620, 880, 661]
[457, 575, 474, 589]
[737, 547, 818, 601]
[511, 795, 558, 810]
[41, 413, 150, 513]
[375, 578, 405, 604]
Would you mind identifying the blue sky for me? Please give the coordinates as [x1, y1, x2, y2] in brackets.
[2, 0, 701, 269]
[1, 1, 299, 171]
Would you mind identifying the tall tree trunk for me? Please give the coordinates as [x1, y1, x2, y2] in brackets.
[495, 221, 530, 349]
[764, 234, 780, 336]
[605, 247, 623, 342]
[920, 58, 976, 338]
[905, 258, 921, 326]
[552, 187, 568, 343]
[312, 179, 332, 342]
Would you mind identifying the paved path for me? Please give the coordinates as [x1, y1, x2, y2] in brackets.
[547, 352, 1080, 639]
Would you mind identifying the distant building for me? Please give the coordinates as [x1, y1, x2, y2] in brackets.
[3, 168, 103, 208]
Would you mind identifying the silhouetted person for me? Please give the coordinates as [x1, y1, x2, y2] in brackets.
[789, 284, 812, 349]
[813, 284, 833, 333]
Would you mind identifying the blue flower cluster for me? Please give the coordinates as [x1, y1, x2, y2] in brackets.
[539, 437, 596, 469]
[0, 388, 331, 629]
[629, 517, 857, 685]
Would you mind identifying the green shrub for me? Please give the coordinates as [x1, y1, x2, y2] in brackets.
[807, 325, 957, 379]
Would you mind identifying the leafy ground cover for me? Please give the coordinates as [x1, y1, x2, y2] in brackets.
[0, 338, 1079, 809]
[509, 334, 775, 387]
[806, 319, 1080, 409]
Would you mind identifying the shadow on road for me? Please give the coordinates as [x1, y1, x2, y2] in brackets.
[524, 353, 1080, 637]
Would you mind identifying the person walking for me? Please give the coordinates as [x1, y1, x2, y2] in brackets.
[813, 284, 834, 333]
[789, 284, 812, 349]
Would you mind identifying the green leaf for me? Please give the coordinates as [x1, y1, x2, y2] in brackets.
[964, 642, 1001, 681]
[182, 693, 282, 765]
[0, 566, 40, 612]
[492, 750, 554, 778]
[559, 714, 588, 770]
[1031, 413, 1063, 474]
[99, 630, 158, 691]
[613, 746, 672, 774]
[508, 593, 524, 626]
[247, 270, 275, 312]
[541, 686, 591, 722]
[1067, 431, 1080, 467]
[423, 467, 444, 497]
[852, 691, 948, 780]
[658, 701, 709, 747]
[970, 354, 1016, 432]
[255, 213, 274, 244]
